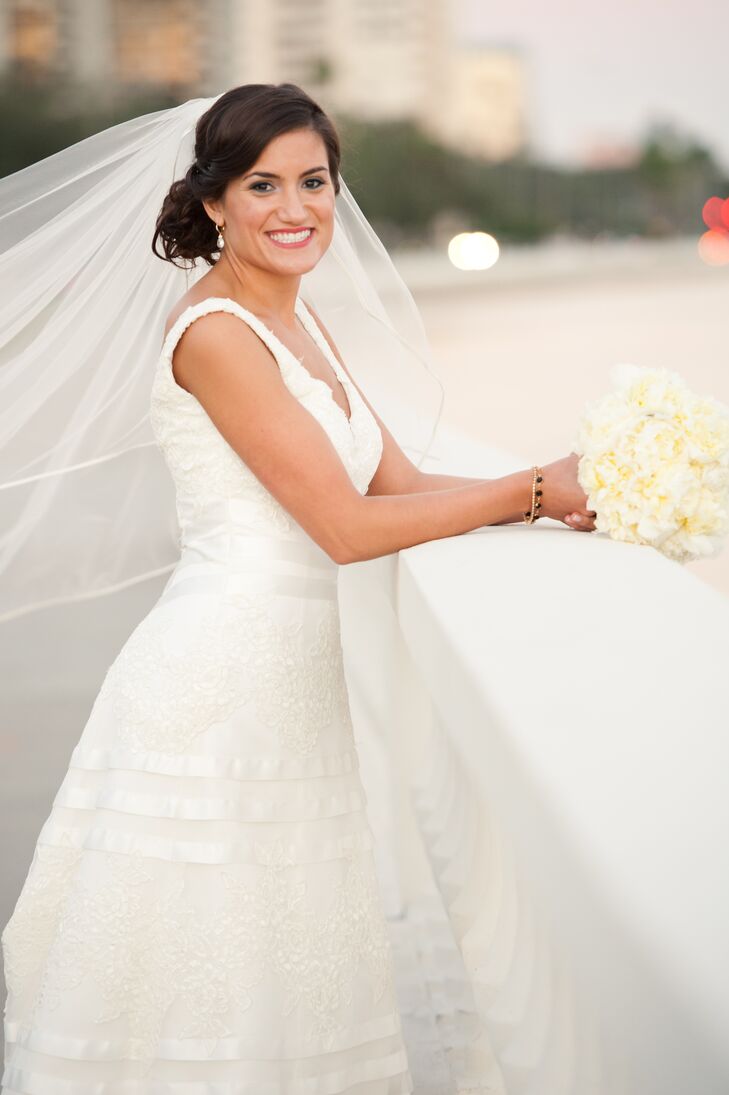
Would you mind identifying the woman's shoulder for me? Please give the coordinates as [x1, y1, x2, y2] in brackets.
[162, 281, 229, 341]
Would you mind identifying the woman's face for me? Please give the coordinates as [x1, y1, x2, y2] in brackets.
[207, 127, 336, 277]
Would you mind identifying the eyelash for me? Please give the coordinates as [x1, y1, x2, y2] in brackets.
[249, 178, 326, 193]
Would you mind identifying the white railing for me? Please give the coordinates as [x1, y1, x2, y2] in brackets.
[339, 420, 729, 1095]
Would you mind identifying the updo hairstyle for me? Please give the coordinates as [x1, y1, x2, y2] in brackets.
[152, 82, 341, 269]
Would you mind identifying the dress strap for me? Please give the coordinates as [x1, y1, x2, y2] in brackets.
[161, 296, 301, 378]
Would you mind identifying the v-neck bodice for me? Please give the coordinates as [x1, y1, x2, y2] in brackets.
[292, 297, 353, 425]
[151, 296, 383, 544]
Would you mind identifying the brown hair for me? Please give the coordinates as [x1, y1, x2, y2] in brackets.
[152, 83, 341, 269]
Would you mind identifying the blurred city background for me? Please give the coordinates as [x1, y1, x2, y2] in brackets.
[1, 0, 728, 600]
[3, 0, 728, 247]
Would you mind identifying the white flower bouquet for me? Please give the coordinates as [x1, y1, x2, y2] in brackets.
[572, 364, 729, 563]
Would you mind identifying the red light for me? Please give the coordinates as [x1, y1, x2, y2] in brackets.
[722, 198, 729, 232]
[701, 196, 725, 229]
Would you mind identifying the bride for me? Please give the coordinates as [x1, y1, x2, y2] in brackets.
[1, 82, 596, 1092]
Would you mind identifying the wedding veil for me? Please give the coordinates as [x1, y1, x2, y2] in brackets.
[0, 91, 445, 623]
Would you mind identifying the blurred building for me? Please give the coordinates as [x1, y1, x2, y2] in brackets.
[0, 0, 217, 90]
[422, 42, 528, 160]
[224, 0, 428, 123]
[0, 0, 527, 161]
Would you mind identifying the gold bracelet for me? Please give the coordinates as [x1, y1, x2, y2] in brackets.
[523, 466, 544, 524]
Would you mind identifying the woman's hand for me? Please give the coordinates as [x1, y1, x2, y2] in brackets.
[539, 453, 597, 531]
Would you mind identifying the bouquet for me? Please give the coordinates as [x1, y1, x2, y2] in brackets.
[572, 364, 729, 564]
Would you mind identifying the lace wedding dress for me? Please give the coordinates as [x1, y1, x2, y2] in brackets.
[1, 296, 413, 1093]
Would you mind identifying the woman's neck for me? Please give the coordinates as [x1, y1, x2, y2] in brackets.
[204, 255, 302, 329]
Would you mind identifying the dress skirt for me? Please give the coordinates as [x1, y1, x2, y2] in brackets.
[1, 549, 414, 1094]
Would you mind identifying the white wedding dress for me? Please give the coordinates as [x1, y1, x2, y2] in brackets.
[1, 296, 414, 1093]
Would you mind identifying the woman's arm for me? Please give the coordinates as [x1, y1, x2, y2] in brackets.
[399, 470, 525, 524]
[305, 304, 598, 533]
[303, 304, 528, 523]
[171, 311, 537, 564]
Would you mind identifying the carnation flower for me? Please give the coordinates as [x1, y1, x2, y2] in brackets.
[571, 364, 729, 563]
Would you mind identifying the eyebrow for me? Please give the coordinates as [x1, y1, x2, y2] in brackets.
[242, 165, 329, 181]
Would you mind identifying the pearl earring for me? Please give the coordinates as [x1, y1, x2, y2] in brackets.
[215, 222, 225, 250]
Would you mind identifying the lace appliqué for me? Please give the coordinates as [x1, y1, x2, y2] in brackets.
[352, 400, 384, 495]
[224, 588, 352, 756]
[150, 349, 294, 535]
[5, 841, 395, 1071]
[1, 835, 80, 999]
[218, 841, 395, 1044]
[97, 593, 352, 757]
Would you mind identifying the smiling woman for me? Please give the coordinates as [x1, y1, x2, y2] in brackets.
[161, 123, 355, 420]
[1, 83, 422, 1095]
[152, 82, 342, 271]
[0, 81, 596, 1095]
[199, 129, 336, 272]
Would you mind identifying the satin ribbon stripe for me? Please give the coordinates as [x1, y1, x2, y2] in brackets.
[68, 744, 360, 781]
[35, 817, 377, 867]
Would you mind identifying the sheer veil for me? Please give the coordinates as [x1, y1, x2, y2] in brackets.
[0, 92, 445, 623]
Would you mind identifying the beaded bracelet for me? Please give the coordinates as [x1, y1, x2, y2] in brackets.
[523, 466, 544, 524]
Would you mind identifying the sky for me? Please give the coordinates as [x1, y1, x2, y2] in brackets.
[456, 0, 729, 172]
